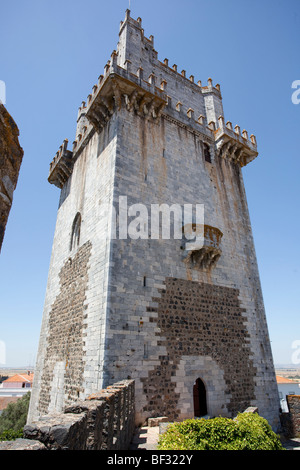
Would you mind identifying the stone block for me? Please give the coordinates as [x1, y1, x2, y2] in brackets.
[148, 417, 169, 427]
[0, 438, 46, 451]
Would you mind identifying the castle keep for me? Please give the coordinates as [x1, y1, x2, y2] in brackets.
[28, 11, 280, 428]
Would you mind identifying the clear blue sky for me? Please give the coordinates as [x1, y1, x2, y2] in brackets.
[0, 0, 299, 367]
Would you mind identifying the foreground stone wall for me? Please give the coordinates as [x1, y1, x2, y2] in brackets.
[280, 395, 300, 438]
[0, 380, 135, 451]
[0, 104, 23, 251]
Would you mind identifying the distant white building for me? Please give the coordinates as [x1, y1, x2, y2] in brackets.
[0, 372, 33, 397]
[0, 372, 33, 415]
[277, 376, 300, 412]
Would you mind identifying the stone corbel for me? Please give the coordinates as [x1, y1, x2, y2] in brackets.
[126, 89, 139, 112]
[48, 139, 74, 188]
[182, 224, 223, 270]
[111, 79, 122, 110]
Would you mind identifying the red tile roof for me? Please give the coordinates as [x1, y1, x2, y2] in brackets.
[2, 372, 34, 384]
[276, 375, 298, 384]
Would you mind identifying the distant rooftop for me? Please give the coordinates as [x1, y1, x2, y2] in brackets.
[276, 375, 298, 384]
[2, 372, 34, 384]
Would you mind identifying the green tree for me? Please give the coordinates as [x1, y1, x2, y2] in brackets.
[0, 392, 30, 434]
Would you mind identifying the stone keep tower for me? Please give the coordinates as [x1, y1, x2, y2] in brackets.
[28, 11, 280, 428]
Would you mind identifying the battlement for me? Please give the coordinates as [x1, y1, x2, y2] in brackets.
[214, 115, 258, 167]
[118, 10, 221, 100]
[48, 139, 73, 188]
[183, 224, 223, 269]
[72, 11, 228, 154]
[80, 53, 222, 138]
[48, 11, 258, 188]
[84, 53, 167, 131]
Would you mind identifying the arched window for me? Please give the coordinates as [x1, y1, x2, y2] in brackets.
[193, 378, 208, 417]
[203, 143, 211, 163]
[70, 212, 81, 251]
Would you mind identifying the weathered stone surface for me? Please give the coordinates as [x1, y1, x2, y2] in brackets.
[24, 411, 89, 450]
[0, 104, 23, 251]
[142, 278, 257, 420]
[0, 438, 46, 450]
[148, 417, 169, 427]
[243, 407, 259, 414]
[24, 381, 135, 450]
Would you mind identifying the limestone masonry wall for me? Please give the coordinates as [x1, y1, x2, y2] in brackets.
[28, 119, 118, 422]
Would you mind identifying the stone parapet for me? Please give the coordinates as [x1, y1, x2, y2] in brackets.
[48, 139, 73, 188]
[0, 380, 135, 451]
[214, 115, 258, 167]
[280, 395, 300, 438]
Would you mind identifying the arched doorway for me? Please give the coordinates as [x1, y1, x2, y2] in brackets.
[193, 378, 207, 417]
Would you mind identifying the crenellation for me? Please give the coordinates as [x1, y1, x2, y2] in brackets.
[148, 72, 156, 85]
[104, 61, 110, 75]
[208, 121, 216, 131]
[160, 79, 167, 91]
[187, 108, 194, 119]
[98, 74, 104, 86]
[48, 138, 73, 188]
[218, 114, 225, 128]
[124, 58, 132, 72]
[198, 114, 205, 125]
[136, 66, 143, 79]
[176, 101, 182, 112]
[242, 129, 248, 140]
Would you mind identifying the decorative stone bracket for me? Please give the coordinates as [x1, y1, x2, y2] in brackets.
[85, 65, 167, 132]
[48, 139, 73, 188]
[183, 224, 223, 269]
[214, 116, 258, 167]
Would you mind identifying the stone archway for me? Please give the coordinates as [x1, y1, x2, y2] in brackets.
[171, 355, 230, 420]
